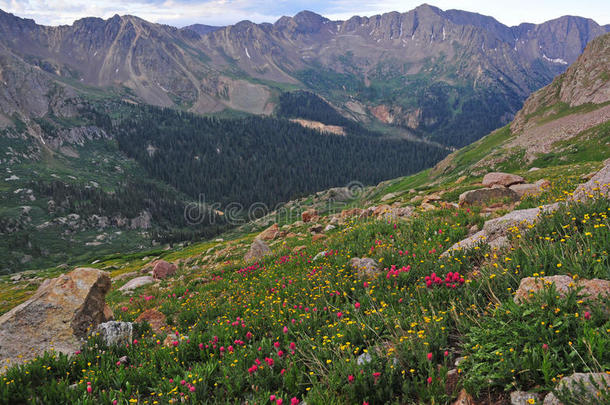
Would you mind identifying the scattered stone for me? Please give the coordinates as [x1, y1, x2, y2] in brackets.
[528, 167, 541, 172]
[422, 193, 442, 204]
[135, 309, 167, 334]
[445, 369, 460, 396]
[455, 175, 467, 184]
[292, 245, 307, 253]
[324, 224, 336, 232]
[514, 275, 610, 304]
[244, 239, 272, 262]
[258, 224, 279, 240]
[482, 172, 525, 187]
[0, 268, 111, 367]
[119, 276, 154, 292]
[285, 232, 297, 238]
[118, 355, 129, 365]
[103, 304, 114, 322]
[420, 202, 436, 211]
[535, 179, 551, 188]
[9, 274, 22, 282]
[95, 321, 133, 346]
[350, 257, 380, 278]
[458, 187, 520, 206]
[301, 209, 318, 223]
[511, 391, 542, 405]
[543, 372, 610, 405]
[152, 260, 177, 280]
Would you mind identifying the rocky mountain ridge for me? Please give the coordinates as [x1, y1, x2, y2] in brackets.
[0, 5, 608, 146]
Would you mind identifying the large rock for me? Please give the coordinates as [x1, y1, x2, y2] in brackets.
[301, 209, 318, 223]
[95, 321, 133, 346]
[350, 257, 380, 278]
[458, 187, 520, 206]
[118, 276, 154, 292]
[543, 373, 610, 405]
[258, 223, 279, 240]
[509, 183, 544, 198]
[152, 260, 177, 280]
[514, 275, 610, 303]
[482, 172, 525, 187]
[244, 238, 272, 262]
[0, 268, 111, 368]
[572, 158, 610, 201]
[443, 203, 560, 256]
[135, 308, 168, 334]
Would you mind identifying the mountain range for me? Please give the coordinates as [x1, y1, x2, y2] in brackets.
[0, 4, 608, 146]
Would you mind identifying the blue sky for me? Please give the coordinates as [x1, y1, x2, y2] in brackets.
[0, 0, 608, 27]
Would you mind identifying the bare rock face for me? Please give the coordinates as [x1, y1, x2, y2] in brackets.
[244, 238, 272, 262]
[572, 158, 610, 201]
[0, 268, 111, 368]
[543, 372, 610, 405]
[350, 257, 380, 279]
[459, 187, 520, 206]
[152, 260, 177, 280]
[258, 223, 279, 240]
[135, 309, 167, 334]
[482, 172, 525, 188]
[514, 275, 610, 303]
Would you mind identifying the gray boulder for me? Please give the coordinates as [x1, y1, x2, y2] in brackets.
[459, 187, 520, 206]
[95, 321, 133, 346]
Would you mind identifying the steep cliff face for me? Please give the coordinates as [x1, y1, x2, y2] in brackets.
[511, 33, 610, 133]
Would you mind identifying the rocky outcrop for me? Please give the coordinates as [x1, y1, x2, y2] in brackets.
[244, 238, 272, 262]
[152, 260, 177, 280]
[514, 275, 610, 303]
[0, 268, 111, 368]
[543, 372, 610, 404]
[482, 172, 525, 187]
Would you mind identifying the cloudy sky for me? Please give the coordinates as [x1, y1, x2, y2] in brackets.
[0, 0, 608, 28]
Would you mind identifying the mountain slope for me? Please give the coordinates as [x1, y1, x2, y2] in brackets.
[0, 6, 608, 146]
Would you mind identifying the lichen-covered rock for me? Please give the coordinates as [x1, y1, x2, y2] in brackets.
[514, 275, 610, 303]
[510, 183, 545, 198]
[510, 391, 542, 405]
[543, 372, 610, 404]
[572, 158, 610, 201]
[350, 257, 380, 278]
[0, 268, 111, 369]
[95, 321, 133, 346]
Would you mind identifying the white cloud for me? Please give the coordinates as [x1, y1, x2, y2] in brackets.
[0, 0, 607, 27]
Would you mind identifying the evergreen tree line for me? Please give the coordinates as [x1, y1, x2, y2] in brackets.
[113, 105, 448, 209]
